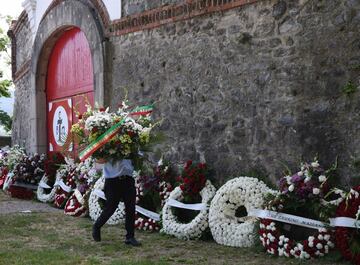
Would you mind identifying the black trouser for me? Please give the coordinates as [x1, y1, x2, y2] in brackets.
[94, 176, 136, 239]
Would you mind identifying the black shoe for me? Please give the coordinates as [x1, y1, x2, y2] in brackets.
[124, 237, 141, 246]
[92, 225, 101, 242]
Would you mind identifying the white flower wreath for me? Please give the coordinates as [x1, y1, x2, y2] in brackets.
[88, 177, 125, 225]
[209, 177, 273, 247]
[161, 180, 216, 240]
[36, 175, 57, 203]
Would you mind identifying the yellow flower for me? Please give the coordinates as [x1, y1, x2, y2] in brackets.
[139, 131, 150, 144]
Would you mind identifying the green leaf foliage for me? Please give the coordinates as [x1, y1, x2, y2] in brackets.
[0, 110, 12, 132]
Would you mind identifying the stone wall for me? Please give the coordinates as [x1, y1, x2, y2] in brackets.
[11, 11, 32, 152]
[9, 0, 360, 185]
[122, 0, 185, 16]
[110, 0, 360, 184]
[12, 73, 31, 151]
[15, 15, 32, 70]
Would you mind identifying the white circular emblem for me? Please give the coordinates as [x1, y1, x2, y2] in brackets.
[52, 106, 69, 146]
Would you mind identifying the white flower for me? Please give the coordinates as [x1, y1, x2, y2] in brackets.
[311, 161, 320, 168]
[304, 177, 311, 183]
[313, 188, 320, 195]
[288, 185, 295, 192]
[157, 158, 163, 166]
[318, 175, 326, 182]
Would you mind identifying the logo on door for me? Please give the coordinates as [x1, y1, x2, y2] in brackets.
[53, 106, 69, 146]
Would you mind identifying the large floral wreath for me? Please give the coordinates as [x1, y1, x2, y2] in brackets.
[37, 174, 57, 203]
[88, 176, 125, 225]
[134, 159, 176, 232]
[258, 160, 336, 259]
[64, 158, 102, 217]
[54, 159, 77, 208]
[37, 153, 65, 203]
[209, 177, 273, 247]
[162, 179, 216, 240]
[334, 186, 360, 264]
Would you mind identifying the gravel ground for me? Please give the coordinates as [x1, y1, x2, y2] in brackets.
[0, 191, 60, 214]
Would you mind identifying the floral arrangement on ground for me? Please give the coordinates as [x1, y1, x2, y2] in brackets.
[161, 160, 216, 240]
[334, 186, 360, 264]
[258, 159, 336, 259]
[64, 158, 102, 217]
[134, 158, 177, 232]
[209, 176, 274, 247]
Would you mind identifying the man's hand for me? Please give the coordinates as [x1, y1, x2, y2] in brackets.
[96, 158, 107, 164]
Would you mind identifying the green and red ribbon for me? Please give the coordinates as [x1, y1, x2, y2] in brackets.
[79, 105, 153, 161]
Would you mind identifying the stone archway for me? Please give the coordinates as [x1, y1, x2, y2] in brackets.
[29, 0, 108, 154]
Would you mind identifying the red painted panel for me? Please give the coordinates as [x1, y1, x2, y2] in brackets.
[47, 28, 93, 101]
[46, 27, 94, 157]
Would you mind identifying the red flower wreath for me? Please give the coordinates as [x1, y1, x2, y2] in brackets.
[0, 167, 8, 189]
[335, 185, 360, 265]
[54, 171, 76, 209]
[64, 190, 88, 217]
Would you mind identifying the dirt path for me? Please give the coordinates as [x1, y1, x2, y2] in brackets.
[0, 191, 61, 214]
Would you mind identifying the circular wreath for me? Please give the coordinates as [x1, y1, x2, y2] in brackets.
[161, 180, 216, 240]
[0, 167, 8, 189]
[37, 175, 57, 203]
[209, 177, 273, 247]
[64, 189, 89, 217]
[335, 186, 360, 264]
[88, 177, 125, 225]
[259, 159, 336, 259]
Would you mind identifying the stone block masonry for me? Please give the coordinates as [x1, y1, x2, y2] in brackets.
[110, 0, 360, 184]
[9, 0, 360, 185]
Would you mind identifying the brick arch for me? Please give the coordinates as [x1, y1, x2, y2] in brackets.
[28, 0, 108, 154]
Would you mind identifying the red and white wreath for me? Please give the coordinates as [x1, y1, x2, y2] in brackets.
[54, 159, 76, 208]
[258, 159, 336, 259]
[64, 189, 88, 217]
[334, 186, 360, 265]
[134, 160, 175, 232]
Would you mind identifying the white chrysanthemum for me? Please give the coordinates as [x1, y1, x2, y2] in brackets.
[209, 177, 274, 247]
[37, 175, 57, 203]
[161, 180, 216, 240]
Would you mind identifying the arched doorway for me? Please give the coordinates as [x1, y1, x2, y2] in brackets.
[46, 27, 94, 156]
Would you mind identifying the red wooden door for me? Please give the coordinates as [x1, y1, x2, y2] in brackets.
[47, 27, 94, 156]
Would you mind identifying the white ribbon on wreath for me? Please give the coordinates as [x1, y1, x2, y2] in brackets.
[37, 175, 57, 203]
[161, 180, 216, 240]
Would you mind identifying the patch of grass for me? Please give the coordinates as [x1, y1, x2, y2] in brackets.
[0, 204, 348, 265]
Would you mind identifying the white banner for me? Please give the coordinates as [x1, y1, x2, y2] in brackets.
[248, 209, 328, 230]
[135, 205, 160, 221]
[167, 198, 207, 211]
[39, 180, 52, 189]
[54, 180, 72, 193]
[330, 217, 360, 228]
[93, 189, 106, 200]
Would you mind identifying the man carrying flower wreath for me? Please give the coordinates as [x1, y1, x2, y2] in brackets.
[71, 102, 155, 247]
[92, 158, 141, 246]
